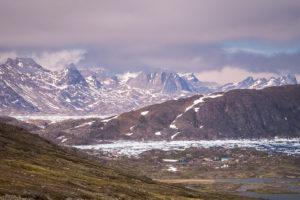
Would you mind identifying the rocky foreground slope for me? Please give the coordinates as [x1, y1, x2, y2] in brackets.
[38, 85, 300, 145]
[1, 122, 255, 200]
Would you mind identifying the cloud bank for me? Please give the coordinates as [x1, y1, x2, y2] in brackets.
[32, 50, 87, 69]
[0, 0, 299, 81]
[0, 49, 87, 70]
[0, 0, 300, 47]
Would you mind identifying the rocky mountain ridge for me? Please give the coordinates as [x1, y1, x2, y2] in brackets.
[36, 85, 300, 145]
[0, 57, 297, 115]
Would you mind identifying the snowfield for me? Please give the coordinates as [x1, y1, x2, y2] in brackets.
[74, 138, 300, 156]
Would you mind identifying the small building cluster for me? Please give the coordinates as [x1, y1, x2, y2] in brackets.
[152, 147, 275, 172]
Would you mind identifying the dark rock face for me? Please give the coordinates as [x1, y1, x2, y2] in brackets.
[41, 85, 300, 145]
[177, 85, 300, 139]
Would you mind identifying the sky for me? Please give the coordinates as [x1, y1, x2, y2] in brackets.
[0, 0, 300, 83]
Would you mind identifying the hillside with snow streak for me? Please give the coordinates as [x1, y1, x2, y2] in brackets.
[38, 85, 300, 145]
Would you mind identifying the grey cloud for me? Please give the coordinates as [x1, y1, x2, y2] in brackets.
[0, 0, 299, 75]
[0, 44, 299, 75]
[77, 44, 227, 72]
[0, 0, 300, 47]
[0, 49, 87, 70]
[228, 51, 300, 74]
[79, 44, 300, 74]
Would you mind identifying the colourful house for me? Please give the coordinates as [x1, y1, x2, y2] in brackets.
[221, 158, 230, 162]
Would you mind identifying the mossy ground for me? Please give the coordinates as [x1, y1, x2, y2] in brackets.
[247, 185, 299, 194]
[0, 123, 256, 200]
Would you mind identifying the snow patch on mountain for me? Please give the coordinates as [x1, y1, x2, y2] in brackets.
[155, 131, 162, 136]
[185, 94, 223, 112]
[141, 111, 149, 116]
[169, 124, 177, 129]
[74, 121, 95, 128]
[101, 115, 118, 123]
[171, 132, 180, 140]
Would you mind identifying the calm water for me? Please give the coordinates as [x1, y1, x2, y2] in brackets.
[216, 178, 300, 184]
[216, 178, 300, 200]
[240, 193, 300, 200]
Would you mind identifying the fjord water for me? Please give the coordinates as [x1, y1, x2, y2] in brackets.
[216, 178, 300, 200]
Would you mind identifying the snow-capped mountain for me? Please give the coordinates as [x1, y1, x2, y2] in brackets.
[0, 58, 194, 115]
[218, 75, 297, 92]
[0, 58, 298, 115]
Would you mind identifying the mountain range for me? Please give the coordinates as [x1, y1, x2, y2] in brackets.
[0, 57, 298, 115]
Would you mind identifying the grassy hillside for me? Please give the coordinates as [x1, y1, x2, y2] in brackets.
[0, 122, 254, 200]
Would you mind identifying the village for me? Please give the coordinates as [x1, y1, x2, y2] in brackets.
[136, 147, 284, 174]
[81, 146, 300, 179]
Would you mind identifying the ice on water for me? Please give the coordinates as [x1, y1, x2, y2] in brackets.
[74, 138, 300, 156]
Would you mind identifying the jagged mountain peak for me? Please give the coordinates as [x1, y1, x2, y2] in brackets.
[62, 63, 81, 74]
[65, 63, 77, 70]
[279, 74, 297, 84]
[6, 57, 35, 66]
[236, 76, 255, 88]
[57, 63, 88, 86]
[4, 57, 46, 72]
[244, 76, 254, 82]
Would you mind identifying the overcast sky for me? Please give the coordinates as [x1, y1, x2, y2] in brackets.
[0, 0, 300, 83]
